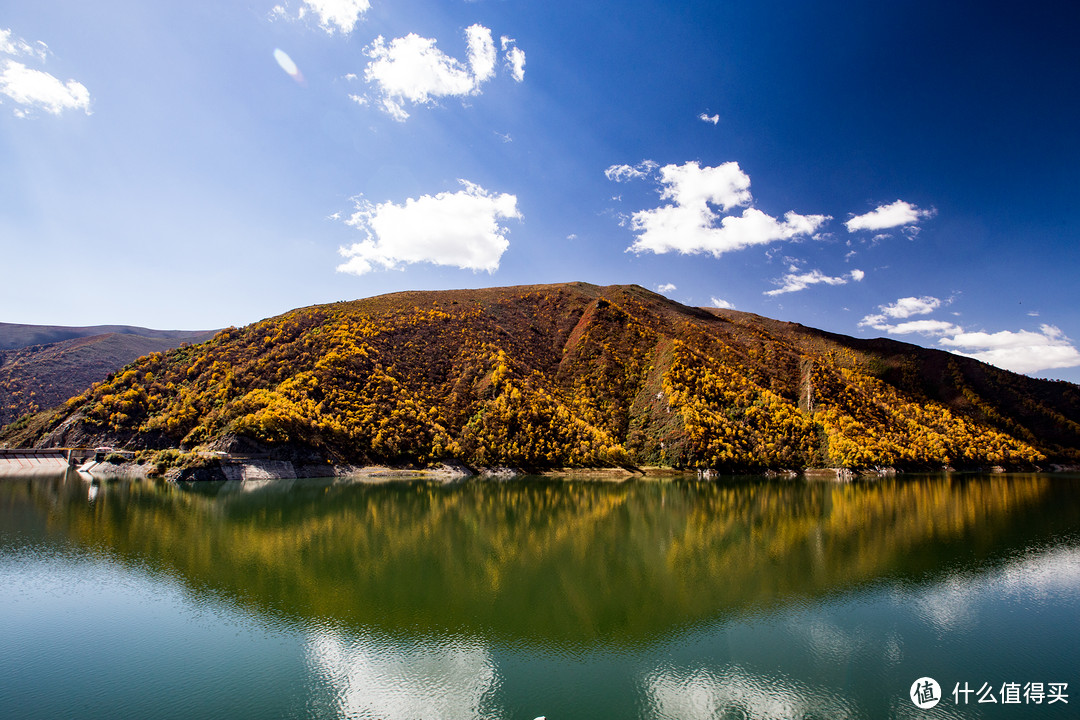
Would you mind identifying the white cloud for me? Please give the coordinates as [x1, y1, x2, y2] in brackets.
[858, 296, 1080, 374]
[0, 28, 88, 117]
[656, 283, 676, 293]
[849, 269, 865, 282]
[845, 200, 935, 232]
[699, 112, 720, 125]
[894, 319, 963, 335]
[364, 34, 474, 120]
[337, 180, 520, 275]
[656, 161, 752, 211]
[630, 206, 829, 258]
[465, 24, 496, 83]
[615, 161, 829, 258]
[859, 295, 955, 333]
[0, 59, 90, 116]
[500, 36, 525, 82]
[0, 28, 48, 61]
[604, 160, 658, 182]
[303, 0, 371, 34]
[881, 295, 942, 319]
[765, 269, 857, 296]
[710, 297, 734, 309]
[939, 325, 1080, 374]
[859, 292, 1080, 374]
[871, 319, 963, 336]
[361, 25, 519, 120]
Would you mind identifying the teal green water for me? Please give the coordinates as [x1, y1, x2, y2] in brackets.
[1, 472, 1078, 719]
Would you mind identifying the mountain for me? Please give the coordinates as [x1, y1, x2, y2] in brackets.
[0, 322, 214, 351]
[4, 283, 1078, 469]
[0, 329, 218, 427]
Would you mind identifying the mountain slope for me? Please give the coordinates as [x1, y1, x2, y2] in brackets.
[0, 330, 218, 427]
[0, 322, 215, 351]
[5, 283, 1078, 469]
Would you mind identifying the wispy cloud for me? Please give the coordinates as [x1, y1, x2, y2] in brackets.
[271, 0, 371, 34]
[860, 296, 1080, 374]
[337, 181, 521, 275]
[500, 36, 525, 82]
[878, 319, 964, 336]
[861, 295, 942, 324]
[360, 25, 524, 120]
[765, 269, 862, 296]
[845, 199, 935, 233]
[0, 28, 89, 117]
[698, 112, 719, 125]
[0, 28, 47, 61]
[604, 160, 658, 183]
[859, 295, 961, 335]
[656, 283, 676, 293]
[710, 297, 734, 309]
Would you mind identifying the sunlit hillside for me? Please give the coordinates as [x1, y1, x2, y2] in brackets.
[0, 330, 216, 426]
[4, 283, 1079, 469]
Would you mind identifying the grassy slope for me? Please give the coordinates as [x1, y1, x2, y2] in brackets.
[3, 283, 1077, 469]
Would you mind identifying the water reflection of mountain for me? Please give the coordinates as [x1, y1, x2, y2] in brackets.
[4, 472, 1078, 646]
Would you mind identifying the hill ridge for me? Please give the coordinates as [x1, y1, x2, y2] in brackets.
[0, 321, 217, 352]
[0, 327, 219, 427]
[4, 282, 1078, 470]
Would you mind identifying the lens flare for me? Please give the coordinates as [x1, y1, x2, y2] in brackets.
[273, 48, 303, 83]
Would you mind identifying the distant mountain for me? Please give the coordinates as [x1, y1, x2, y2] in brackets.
[0, 328, 218, 427]
[5, 283, 1078, 469]
[0, 322, 214, 351]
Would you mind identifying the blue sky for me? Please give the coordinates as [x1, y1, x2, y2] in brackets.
[2, 0, 1079, 381]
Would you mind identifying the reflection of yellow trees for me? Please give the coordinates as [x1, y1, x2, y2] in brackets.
[21, 473, 1069, 645]
[669, 477, 1055, 592]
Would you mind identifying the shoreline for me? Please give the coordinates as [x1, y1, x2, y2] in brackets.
[57, 457, 1080, 484]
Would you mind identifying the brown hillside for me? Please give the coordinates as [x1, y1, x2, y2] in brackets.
[4, 283, 1078, 470]
[0, 322, 215, 351]
[0, 331, 217, 427]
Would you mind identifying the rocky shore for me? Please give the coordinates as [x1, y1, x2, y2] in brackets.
[63, 455, 1073, 484]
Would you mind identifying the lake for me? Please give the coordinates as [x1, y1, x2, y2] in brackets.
[1, 471, 1078, 719]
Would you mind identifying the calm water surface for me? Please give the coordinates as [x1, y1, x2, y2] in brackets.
[1, 472, 1078, 719]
